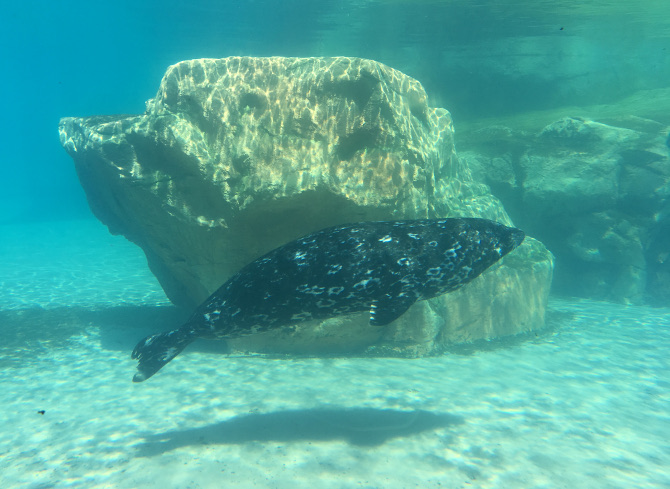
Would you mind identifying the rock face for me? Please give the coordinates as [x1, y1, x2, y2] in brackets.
[59, 56, 553, 355]
[461, 116, 670, 306]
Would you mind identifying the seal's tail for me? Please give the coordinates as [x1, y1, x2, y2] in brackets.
[131, 327, 195, 382]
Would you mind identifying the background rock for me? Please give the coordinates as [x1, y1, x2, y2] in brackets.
[60, 56, 553, 356]
[460, 116, 670, 306]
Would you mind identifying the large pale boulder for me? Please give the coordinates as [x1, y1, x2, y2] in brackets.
[59, 57, 553, 355]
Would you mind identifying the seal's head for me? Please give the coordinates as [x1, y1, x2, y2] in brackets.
[443, 218, 525, 277]
[486, 219, 525, 257]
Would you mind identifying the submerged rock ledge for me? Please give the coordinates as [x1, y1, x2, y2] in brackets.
[460, 115, 670, 306]
[59, 56, 552, 356]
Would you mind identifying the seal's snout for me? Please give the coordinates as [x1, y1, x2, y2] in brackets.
[510, 228, 525, 248]
[494, 224, 525, 258]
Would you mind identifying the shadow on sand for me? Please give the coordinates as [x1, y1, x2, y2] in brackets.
[136, 407, 463, 455]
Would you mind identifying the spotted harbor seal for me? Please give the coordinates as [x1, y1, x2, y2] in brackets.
[131, 218, 524, 381]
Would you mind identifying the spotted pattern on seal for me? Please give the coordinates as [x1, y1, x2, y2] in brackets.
[131, 218, 525, 381]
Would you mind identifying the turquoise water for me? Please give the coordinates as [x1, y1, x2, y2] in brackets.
[3, 0, 670, 224]
[0, 220, 668, 488]
[2, 1, 670, 487]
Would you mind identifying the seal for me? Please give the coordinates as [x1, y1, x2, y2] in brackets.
[131, 218, 525, 381]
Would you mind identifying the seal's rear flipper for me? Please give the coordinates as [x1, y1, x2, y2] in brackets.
[131, 329, 195, 382]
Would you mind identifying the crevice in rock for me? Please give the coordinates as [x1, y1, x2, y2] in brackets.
[325, 71, 379, 108]
[336, 125, 381, 160]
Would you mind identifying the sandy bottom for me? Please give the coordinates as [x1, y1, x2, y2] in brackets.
[0, 219, 668, 489]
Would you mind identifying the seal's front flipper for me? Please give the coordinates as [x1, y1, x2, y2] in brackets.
[131, 328, 195, 382]
[369, 295, 416, 326]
